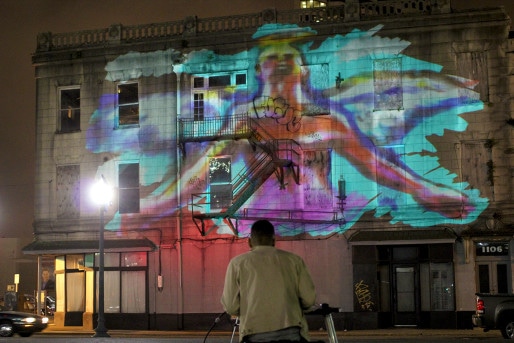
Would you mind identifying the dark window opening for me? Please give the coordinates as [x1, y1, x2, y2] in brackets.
[193, 77, 204, 88]
[236, 74, 247, 85]
[119, 163, 140, 214]
[193, 93, 205, 121]
[497, 264, 508, 294]
[60, 88, 80, 133]
[209, 75, 231, 87]
[118, 83, 139, 125]
[478, 264, 490, 293]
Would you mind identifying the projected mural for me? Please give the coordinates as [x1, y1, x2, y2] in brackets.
[86, 23, 488, 237]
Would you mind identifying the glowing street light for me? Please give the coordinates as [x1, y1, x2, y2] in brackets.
[90, 176, 112, 338]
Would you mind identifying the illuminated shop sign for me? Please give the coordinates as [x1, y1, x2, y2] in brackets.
[476, 242, 509, 256]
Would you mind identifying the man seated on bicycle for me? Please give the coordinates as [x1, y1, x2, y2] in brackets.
[221, 219, 316, 343]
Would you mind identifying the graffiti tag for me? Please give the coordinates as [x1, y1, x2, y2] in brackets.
[188, 176, 204, 190]
[354, 280, 375, 311]
[252, 96, 302, 132]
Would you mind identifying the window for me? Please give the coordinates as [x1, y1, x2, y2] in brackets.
[59, 88, 80, 133]
[373, 58, 403, 111]
[209, 157, 232, 209]
[63, 256, 87, 313]
[429, 263, 455, 311]
[193, 93, 204, 121]
[236, 74, 247, 85]
[67, 273, 85, 312]
[117, 83, 139, 126]
[209, 75, 231, 87]
[300, 0, 326, 8]
[119, 163, 140, 213]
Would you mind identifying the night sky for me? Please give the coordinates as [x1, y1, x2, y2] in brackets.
[0, 0, 512, 245]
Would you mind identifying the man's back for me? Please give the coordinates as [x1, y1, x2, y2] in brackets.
[221, 244, 316, 341]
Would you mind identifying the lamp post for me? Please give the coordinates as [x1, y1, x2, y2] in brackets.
[90, 176, 112, 338]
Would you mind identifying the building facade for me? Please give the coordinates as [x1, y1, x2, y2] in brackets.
[24, 0, 514, 331]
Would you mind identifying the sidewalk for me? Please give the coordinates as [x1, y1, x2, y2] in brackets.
[42, 324, 502, 339]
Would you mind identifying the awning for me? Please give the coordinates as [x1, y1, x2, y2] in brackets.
[22, 238, 158, 255]
[348, 228, 457, 245]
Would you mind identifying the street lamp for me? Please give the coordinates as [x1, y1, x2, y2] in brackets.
[90, 176, 112, 338]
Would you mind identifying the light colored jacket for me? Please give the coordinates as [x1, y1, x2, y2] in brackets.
[221, 245, 316, 342]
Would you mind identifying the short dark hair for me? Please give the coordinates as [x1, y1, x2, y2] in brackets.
[250, 220, 275, 245]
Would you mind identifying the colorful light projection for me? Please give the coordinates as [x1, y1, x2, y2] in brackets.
[87, 24, 488, 237]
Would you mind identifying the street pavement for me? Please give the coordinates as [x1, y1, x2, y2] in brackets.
[9, 324, 505, 343]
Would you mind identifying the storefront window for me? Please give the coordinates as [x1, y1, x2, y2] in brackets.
[122, 271, 146, 312]
[430, 262, 454, 311]
[95, 252, 147, 313]
[66, 273, 85, 312]
[102, 271, 120, 313]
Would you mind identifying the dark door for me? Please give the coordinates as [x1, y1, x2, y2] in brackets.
[392, 265, 419, 326]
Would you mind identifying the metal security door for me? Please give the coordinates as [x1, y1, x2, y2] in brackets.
[393, 265, 419, 326]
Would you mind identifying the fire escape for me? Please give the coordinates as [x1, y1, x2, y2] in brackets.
[178, 114, 344, 235]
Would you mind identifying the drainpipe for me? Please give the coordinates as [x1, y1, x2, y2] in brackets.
[174, 64, 184, 329]
[36, 256, 41, 315]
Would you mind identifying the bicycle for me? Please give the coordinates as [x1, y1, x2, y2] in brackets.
[204, 303, 340, 343]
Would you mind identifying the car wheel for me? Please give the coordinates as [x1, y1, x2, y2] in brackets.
[501, 321, 514, 339]
[0, 321, 14, 337]
[18, 332, 33, 337]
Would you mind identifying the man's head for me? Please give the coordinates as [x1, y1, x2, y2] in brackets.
[249, 219, 275, 248]
[42, 269, 51, 281]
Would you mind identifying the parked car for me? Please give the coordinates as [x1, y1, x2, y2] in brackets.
[0, 310, 48, 337]
[472, 293, 514, 339]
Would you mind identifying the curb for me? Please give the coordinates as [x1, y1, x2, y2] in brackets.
[42, 326, 500, 339]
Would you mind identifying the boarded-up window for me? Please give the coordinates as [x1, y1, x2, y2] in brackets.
[303, 150, 332, 209]
[374, 58, 403, 111]
[461, 142, 492, 199]
[57, 165, 80, 218]
[456, 51, 488, 102]
[376, 145, 405, 207]
[301, 63, 330, 116]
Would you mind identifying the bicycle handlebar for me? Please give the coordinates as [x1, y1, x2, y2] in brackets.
[306, 303, 341, 316]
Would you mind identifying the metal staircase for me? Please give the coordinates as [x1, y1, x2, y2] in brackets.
[189, 117, 301, 235]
